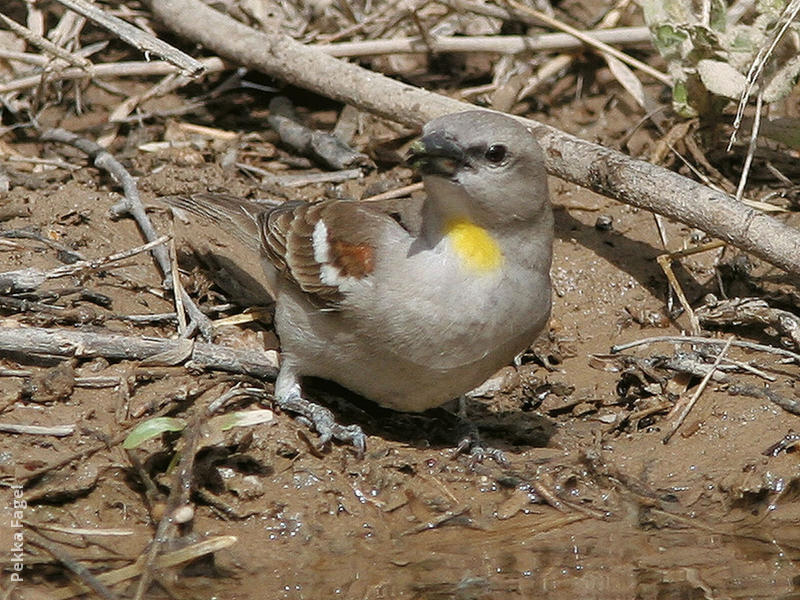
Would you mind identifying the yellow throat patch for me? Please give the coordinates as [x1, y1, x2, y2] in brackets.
[444, 218, 504, 273]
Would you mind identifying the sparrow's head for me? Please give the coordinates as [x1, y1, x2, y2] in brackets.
[407, 111, 550, 227]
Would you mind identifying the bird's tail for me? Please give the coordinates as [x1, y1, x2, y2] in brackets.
[161, 194, 279, 252]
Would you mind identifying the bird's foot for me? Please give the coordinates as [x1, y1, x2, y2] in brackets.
[451, 406, 508, 466]
[277, 390, 366, 457]
[454, 433, 509, 466]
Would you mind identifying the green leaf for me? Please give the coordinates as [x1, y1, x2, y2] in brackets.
[710, 0, 728, 30]
[652, 24, 689, 58]
[123, 417, 187, 449]
[672, 80, 697, 117]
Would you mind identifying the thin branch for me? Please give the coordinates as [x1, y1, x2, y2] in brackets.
[0, 57, 225, 95]
[314, 27, 652, 57]
[0, 326, 278, 379]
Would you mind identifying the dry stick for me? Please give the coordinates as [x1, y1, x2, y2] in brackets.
[51, 0, 203, 75]
[47, 235, 171, 280]
[147, 0, 800, 278]
[662, 336, 735, 443]
[505, 0, 671, 85]
[735, 91, 763, 202]
[0, 423, 75, 436]
[0, 326, 279, 379]
[610, 335, 800, 364]
[0, 12, 91, 69]
[314, 27, 653, 57]
[25, 528, 118, 600]
[39, 128, 214, 339]
[0, 56, 225, 95]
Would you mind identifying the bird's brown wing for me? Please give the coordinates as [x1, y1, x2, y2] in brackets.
[164, 194, 409, 309]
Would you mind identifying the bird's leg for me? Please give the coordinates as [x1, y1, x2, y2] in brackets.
[453, 396, 509, 466]
[274, 364, 366, 456]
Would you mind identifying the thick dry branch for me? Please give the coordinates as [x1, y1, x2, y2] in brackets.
[0, 326, 278, 380]
[147, 0, 800, 277]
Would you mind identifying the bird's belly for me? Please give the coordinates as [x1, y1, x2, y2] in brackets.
[275, 272, 550, 412]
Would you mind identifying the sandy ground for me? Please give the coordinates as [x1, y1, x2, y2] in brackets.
[1, 44, 800, 600]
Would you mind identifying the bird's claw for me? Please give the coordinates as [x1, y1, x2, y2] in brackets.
[277, 391, 366, 456]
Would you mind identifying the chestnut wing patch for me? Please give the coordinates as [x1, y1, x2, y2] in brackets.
[329, 239, 375, 278]
[259, 200, 380, 308]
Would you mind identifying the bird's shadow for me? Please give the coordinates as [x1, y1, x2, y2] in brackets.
[302, 377, 557, 453]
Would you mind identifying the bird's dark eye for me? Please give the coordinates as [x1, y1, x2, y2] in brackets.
[485, 144, 507, 163]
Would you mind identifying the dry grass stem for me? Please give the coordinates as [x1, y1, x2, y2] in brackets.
[506, 0, 671, 85]
[315, 26, 652, 57]
[663, 336, 735, 443]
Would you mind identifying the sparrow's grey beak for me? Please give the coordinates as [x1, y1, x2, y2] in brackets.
[406, 131, 465, 176]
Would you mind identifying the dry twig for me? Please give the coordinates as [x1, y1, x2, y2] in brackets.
[51, 0, 204, 75]
[0, 326, 278, 379]
[0, 57, 225, 95]
[662, 336, 735, 443]
[314, 26, 653, 57]
[39, 128, 214, 338]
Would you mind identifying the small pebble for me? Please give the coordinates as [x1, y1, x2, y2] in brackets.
[595, 215, 613, 231]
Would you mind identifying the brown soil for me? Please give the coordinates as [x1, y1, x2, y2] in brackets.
[2, 18, 800, 600]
